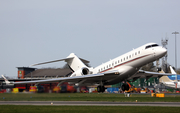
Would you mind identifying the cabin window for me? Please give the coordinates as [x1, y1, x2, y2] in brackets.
[138, 51, 140, 54]
[135, 52, 137, 55]
[129, 55, 131, 58]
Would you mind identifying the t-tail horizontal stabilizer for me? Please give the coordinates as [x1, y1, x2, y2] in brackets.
[29, 53, 88, 72]
[1, 75, 12, 85]
[29, 57, 74, 67]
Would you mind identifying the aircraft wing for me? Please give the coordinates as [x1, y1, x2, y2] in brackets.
[127, 70, 173, 82]
[10, 70, 120, 85]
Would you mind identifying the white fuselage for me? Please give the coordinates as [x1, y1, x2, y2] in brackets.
[93, 43, 167, 85]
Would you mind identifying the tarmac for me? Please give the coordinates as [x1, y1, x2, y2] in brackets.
[0, 101, 180, 107]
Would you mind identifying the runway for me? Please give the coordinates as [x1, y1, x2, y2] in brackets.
[0, 101, 180, 107]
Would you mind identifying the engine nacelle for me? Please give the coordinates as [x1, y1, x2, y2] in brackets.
[70, 67, 90, 77]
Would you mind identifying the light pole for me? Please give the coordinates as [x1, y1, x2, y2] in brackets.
[172, 31, 179, 88]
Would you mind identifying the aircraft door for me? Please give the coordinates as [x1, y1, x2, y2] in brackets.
[112, 61, 114, 69]
[152, 47, 156, 57]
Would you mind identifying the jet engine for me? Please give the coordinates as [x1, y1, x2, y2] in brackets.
[70, 67, 90, 77]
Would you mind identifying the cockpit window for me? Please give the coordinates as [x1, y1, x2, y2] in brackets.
[145, 45, 151, 49]
[145, 44, 159, 49]
[152, 44, 159, 47]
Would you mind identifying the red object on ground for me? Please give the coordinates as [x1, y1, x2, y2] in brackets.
[0, 89, 6, 93]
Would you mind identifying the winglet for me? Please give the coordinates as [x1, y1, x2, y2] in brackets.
[170, 66, 177, 74]
[1, 75, 11, 84]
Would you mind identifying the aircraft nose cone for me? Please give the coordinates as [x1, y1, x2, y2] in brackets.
[161, 48, 167, 55]
[157, 47, 167, 58]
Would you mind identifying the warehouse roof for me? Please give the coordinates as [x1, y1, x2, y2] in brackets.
[25, 68, 72, 78]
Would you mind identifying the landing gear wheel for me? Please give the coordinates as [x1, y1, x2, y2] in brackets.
[97, 86, 105, 93]
[121, 83, 129, 91]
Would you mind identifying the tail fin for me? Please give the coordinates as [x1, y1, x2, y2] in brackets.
[66, 53, 88, 71]
[1, 75, 11, 84]
[159, 68, 174, 82]
[29, 53, 88, 72]
[170, 66, 177, 74]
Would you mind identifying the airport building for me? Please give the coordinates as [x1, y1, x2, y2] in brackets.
[17, 67, 72, 79]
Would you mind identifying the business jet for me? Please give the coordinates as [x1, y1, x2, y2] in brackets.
[2, 43, 172, 92]
[159, 66, 180, 88]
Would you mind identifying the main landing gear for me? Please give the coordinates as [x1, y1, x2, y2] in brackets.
[97, 85, 105, 93]
[121, 83, 130, 91]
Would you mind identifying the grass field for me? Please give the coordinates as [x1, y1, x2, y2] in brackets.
[0, 105, 180, 113]
[0, 93, 180, 102]
[1, 93, 180, 113]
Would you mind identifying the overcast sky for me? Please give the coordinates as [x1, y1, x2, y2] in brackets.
[0, 0, 180, 78]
